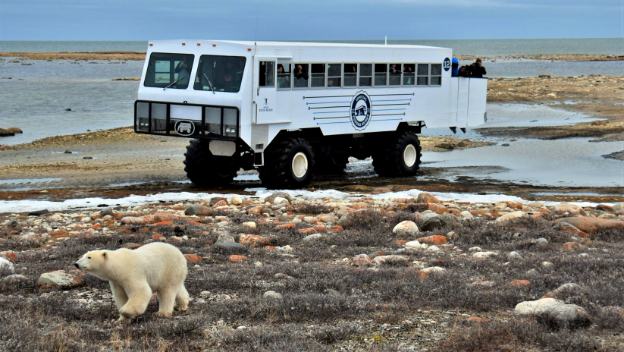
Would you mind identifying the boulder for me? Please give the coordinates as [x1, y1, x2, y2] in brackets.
[239, 234, 271, 247]
[553, 203, 583, 215]
[263, 290, 283, 300]
[241, 221, 257, 231]
[514, 297, 591, 328]
[0, 257, 15, 277]
[392, 220, 419, 236]
[472, 251, 498, 259]
[404, 240, 427, 250]
[417, 234, 448, 245]
[184, 254, 203, 264]
[495, 211, 526, 223]
[352, 254, 373, 267]
[37, 270, 85, 290]
[373, 255, 410, 266]
[120, 216, 146, 225]
[418, 266, 447, 280]
[543, 283, 587, 302]
[556, 216, 624, 235]
[213, 240, 248, 255]
[185, 205, 213, 216]
[416, 192, 440, 204]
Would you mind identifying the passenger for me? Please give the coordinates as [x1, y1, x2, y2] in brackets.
[458, 65, 472, 77]
[174, 60, 190, 87]
[294, 64, 308, 80]
[451, 57, 459, 77]
[277, 64, 285, 74]
[390, 64, 400, 74]
[403, 64, 414, 85]
[469, 58, 487, 78]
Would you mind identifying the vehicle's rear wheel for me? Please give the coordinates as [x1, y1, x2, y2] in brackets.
[259, 137, 315, 188]
[372, 131, 422, 177]
[184, 139, 238, 186]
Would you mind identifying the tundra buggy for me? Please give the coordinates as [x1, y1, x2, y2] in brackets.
[134, 40, 487, 188]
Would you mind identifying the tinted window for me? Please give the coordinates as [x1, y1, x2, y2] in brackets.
[403, 64, 415, 85]
[374, 64, 387, 86]
[359, 64, 372, 86]
[431, 64, 442, 85]
[144, 53, 194, 89]
[311, 64, 325, 87]
[293, 64, 309, 88]
[277, 62, 291, 89]
[344, 63, 357, 87]
[194, 55, 246, 93]
[417, 64, 429, 86]
[259, 61, 275, 87]
[389, 63, 401, 85]
[327, 63, 341, 87]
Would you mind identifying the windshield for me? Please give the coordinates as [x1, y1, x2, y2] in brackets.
[144, 52, 194, 89]
[194, 55, 246, 93]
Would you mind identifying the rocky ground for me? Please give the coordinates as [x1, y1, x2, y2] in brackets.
[1, 192, 624, 351]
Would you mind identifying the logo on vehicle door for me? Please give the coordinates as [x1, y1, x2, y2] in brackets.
[350, 91, 371, 130]
[175, 120, 195, 136]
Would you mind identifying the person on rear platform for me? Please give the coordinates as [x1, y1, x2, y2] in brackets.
[469, 58, 487, 78]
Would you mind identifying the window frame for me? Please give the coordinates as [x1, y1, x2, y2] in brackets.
[343, 63, 358, 87]
[327, 63, 342, 88]
[374, 63, 388, 86]
[292, 63, 310, 89]
[258, 60, 275, 88]
[358, 63, 373, 87]
[144, 52, 195, 89]
[276, 60, 292, 90]
[430, 63, 442, 86]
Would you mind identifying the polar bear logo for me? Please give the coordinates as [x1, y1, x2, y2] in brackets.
[75, 242, 189, 321]
[175, 120, 195, 136]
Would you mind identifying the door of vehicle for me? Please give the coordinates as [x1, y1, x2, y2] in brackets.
[253, 57, 279, 124]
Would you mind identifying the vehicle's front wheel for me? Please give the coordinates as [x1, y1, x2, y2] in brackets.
[184, 139, 238, 187]
[259, 137, 315, 188]
[372, 131, 422, 177]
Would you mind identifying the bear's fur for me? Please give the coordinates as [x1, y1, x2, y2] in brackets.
[75, 242, 189, 321]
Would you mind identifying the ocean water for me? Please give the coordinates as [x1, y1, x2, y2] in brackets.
[1, 38, 623, 55]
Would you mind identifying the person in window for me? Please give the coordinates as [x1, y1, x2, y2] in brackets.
[390, 64, 400, 75]
[451, 57, 459, 77]
[404, 65, 414, 85]
[469, 58, 487, 78]
[293, 64, 308, 87]
[174, 60, 191, 87]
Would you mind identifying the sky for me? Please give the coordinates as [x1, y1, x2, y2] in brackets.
[0, 0, 622, 40]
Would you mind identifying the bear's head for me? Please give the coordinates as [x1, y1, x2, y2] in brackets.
[74, 250, 109, 277]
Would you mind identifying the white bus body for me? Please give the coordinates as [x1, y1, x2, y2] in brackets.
[134, 40, 487, 188]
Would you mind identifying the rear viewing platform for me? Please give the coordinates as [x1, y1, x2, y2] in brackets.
[134, 40, 487, 188]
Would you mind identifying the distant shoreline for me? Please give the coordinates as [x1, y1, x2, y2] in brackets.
[1, 51, 623, 62]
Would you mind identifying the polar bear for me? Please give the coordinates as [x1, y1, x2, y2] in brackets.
[74, 242, 189, 321]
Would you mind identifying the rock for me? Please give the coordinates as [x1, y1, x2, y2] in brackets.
[184, 254, 203, 264]
[265, 192, 292, 205]
[228, 255, 247, 263]
[214, 240, 248, 255]
[460, 211, 474, 220]
[556, 216, 624, 235]
[495, 211, 526, 223]
[507, 251, 523, 260]
[514, 297, 591, 328]
[230, 195, 243, 205]
[303, 233, 326, 242]
[373, 255, 410, 266]
[420, 215, 457, 231]
[392, 220, 419, 236]
[511, 279, 531, 288]
[0, 274, 29, 285]
[37, 270, 84, 290]
[185, 205, 213, 216]
[404, 240, 427, 250]
[417, 234, 448, 245]
[263, 290, 283, 300]
[0, 251, 17, 263]
[120, 216, 145, 225]
[542, 261, 554, 269]
[418, 266, 446, 280]
[416, 192, 440, 204]
[241, 221, 257, 231]
[472, 251, 498, 259]
[468, 246, 482, 252]
[556, 222, 589, 238]
[553, 203, 583, 215]
[543, 283, 586, 301]
[239, 234, 271, 247]
[352, 254, 373, 267]
[562, 242, 583, 251]
[0, 257, 15, 277]
[535, 237, 549, 248]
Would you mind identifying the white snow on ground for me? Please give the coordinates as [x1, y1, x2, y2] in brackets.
[0, 188, 612, 214]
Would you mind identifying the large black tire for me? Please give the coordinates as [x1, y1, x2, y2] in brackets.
[259, 137, 315, 188]
[184, 139, 238, 187]
[372, 131, 422, 177]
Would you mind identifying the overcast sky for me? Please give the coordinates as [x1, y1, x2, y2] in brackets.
[0, 0, 622, 40]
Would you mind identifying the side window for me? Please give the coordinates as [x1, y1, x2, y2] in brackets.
[389, 63, 401, 85]
[374, 64, 387, 86]
[327, 63, 342, 87]
[311, 64, 325, 87]
[344, 63, 357, 87]
[430, 64, 442, 85]
[277, 62, 291, 89]
[417, 64, 429, 86]
[293, 64, 309, 88]
[359, 64, 372, 86]
[403, 64, 415, 85]
[259, 61, 275, 87]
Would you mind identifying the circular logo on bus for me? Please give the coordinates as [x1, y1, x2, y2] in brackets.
[175, 120, 195, 136]
[443, 57, 451, 71]
[350, 92, 371, 130]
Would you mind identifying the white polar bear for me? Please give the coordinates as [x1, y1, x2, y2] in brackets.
[75, 242, 189, 321]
